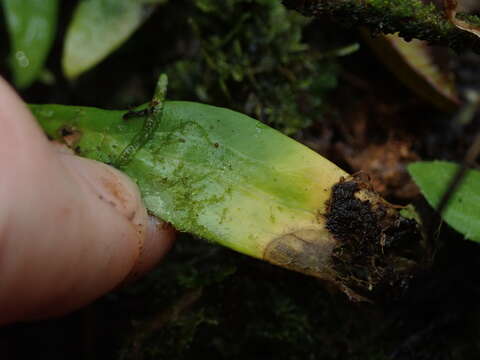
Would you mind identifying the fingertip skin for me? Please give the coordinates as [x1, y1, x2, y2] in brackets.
[123, 216, 176, 283]
[0, 77, 174, 325]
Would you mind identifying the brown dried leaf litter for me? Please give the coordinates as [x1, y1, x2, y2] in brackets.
[444, 0, 480, 37]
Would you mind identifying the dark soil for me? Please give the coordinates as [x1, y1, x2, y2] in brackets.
[2, 1, 480, 359]
[326, 177, 424, 302]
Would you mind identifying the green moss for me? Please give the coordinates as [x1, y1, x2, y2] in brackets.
[166, 0, 341, 135]
[284, 0, 480, 53]
[115, 237, 397, 360]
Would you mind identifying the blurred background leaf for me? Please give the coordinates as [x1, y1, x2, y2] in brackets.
[1, 0, 58, 89]
[364, 31, 460, 112]
[62, 0, 166, 80]
[408, 161, 480, 242]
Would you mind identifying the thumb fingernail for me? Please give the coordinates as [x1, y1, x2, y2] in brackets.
[125, 216, 176, 282]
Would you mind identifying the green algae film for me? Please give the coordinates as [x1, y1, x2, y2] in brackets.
[31, 101, 347, 258]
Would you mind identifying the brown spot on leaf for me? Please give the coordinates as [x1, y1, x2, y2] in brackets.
[59, 126, 82, 148]
[263, 175, 425, 302]
[264, 229, 338, 282]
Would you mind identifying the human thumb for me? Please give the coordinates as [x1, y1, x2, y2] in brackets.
[0, 77, 175, 325]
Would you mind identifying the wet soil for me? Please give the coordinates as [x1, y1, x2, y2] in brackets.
[326, 177, 425, 302]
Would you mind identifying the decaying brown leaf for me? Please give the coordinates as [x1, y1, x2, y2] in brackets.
[444, 0, 480, 37]
[364, 30, 460, 112]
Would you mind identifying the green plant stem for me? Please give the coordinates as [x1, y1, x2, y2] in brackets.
[283, 0, 480, 53]
[114, 75, 168, 168]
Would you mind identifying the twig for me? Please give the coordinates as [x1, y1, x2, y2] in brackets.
[283, 0, 480, 53]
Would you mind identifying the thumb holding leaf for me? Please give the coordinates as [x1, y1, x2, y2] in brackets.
[0, 77, 175, 325]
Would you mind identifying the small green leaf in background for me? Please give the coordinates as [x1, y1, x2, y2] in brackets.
[408, 161, 480, 242]
[2, 0, 58, 89]
[62, 0, 162, 80]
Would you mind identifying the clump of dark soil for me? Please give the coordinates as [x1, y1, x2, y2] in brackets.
[326, 177, 425, 301]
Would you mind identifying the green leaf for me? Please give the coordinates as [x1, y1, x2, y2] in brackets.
[30, 101, 347, 259]
[31, 97, 424, 298]
[2, 0, 58, 89]
[62, 0, 158, 79]
[408, 161, 480, 242]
